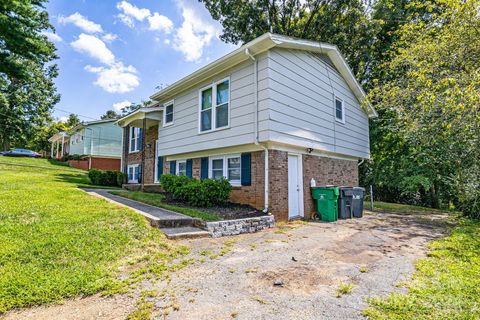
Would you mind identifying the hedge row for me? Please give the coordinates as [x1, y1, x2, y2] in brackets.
[160, 174, 232, 207]
[88, 169, 125, 187]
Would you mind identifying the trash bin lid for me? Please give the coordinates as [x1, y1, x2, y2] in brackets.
[342, 189, 355, 196]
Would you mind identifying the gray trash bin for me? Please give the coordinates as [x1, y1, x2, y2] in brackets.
[338, 187, 354, 219]
[352, 187, 365, 218]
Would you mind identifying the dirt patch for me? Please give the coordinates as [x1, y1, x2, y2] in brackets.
[161, 192, 264, 220]
[2, 294, 135, 320]
[260, 264, 338, 293]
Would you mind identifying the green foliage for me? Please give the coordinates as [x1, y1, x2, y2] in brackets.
[365, 0, 480, 215]
[0, 0, 60, 150]
[0, 157, 178, 312]
[160, 174, 232, 207]
[201, 0, 378, 83]
[88, 169, 123, 187]
[364, 218, 480, 319]
[100, 110, 121, 120]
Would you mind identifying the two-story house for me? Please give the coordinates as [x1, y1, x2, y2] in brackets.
[117, 33, 377, 221]
[49, 119, 123, 170]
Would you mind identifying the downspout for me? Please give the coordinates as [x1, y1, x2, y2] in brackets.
[245, 48, 269, 213]
[358, 159, 365, 167]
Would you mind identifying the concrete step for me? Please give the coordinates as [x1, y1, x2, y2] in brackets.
[160, 226, 211, 240]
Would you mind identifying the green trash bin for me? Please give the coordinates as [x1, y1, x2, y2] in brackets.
[311, 186, 339, 222]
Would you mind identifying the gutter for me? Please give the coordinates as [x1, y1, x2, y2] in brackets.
[245, 48, 269, 214]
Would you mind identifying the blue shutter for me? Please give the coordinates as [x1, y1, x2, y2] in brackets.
[157, 156, 163, 181]
[138, 128, 143, 151]
[170, 160, 176, 175]
[186, 159, 193, 178]
[200, 157, 209, 180]
[241, 153, 251, 186]
[137, 165, 142, 183]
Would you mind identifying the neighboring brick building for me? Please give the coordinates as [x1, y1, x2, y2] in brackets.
[117, 33, 376, 222]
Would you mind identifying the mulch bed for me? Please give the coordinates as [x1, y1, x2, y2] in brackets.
[160, 192, 265, 220]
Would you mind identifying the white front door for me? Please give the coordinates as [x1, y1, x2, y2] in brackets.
[288, 154, 301, 219]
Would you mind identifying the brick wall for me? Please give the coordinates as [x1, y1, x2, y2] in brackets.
[268, 150, 289, 221]
[230, 151, 265, 210]
[68, 159, 89, 170]
[302, 154, 358, 219]
[90, 157, 121, 171]
[123, 125, 158, 184]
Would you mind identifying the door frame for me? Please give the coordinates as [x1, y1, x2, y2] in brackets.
[287, 152, 304, 219]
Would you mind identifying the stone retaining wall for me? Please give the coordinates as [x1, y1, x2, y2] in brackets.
[204, 215, 275, 238]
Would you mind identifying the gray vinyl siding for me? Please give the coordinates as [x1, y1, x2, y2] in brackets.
[266, 48, 370, 158]
[157, 53, 270, 156]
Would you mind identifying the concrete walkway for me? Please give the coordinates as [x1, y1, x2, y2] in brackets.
[81, 188, 209, 238]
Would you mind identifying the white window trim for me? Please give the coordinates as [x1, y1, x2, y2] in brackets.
[163, 100, 174, 127]
[334, 97, 346, 124]
[129, 127, 141, 153]
[127, 164, 140, 183]
[176, 159, 187, 176]
[198, 77, 231, 134]
[208, 153, 241, 186]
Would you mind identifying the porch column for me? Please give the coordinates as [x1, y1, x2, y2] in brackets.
[56, 141, 59, 159]
[60, 135, 65, 157]
[50, 142, 54, 158]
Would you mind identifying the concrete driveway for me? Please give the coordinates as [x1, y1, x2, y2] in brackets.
[154, 210, 450, 320]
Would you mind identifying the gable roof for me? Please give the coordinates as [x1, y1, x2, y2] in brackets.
[150, 33, 377, 118]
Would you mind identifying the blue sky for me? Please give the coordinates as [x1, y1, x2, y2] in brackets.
[44, 0, 237, 121]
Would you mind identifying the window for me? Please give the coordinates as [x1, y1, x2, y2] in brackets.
[127, 164, 140, 183]
[209, 154, 241, 185]
[176, 160, 186, 176]
[335, 97, 345, 123]
[129, 127, 141, 152]
[199, 78, 229, 132]
[163, 100, 174, 126]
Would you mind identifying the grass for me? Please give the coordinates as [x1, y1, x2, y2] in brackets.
[336, 282, 355, 297]
[364, 217, 480, 319]
[366, 201, 450, 214]
[110, 190, 220, 221]
[0, 157, 184, 313]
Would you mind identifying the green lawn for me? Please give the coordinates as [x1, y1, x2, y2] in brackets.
[110, 190, 220, 221]
[364, 205, 480, 319]
[0, 157, 184, 313]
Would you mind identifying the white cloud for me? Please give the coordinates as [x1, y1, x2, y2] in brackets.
[112, 100, 132, 111]
[71, 34, 115, 65]
[173, 1, 220, 62]
[102, 33, 118, 43]
[59, 116, 69, 122]
[85, 63, 139, 93]
[148, 12, 173, 33]
[42, 31, 63, 42]
[59, 12, 103, 33]
[164, 38, 171, 45]
[116, 1, 150, 27]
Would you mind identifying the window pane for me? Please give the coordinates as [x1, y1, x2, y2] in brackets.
[212, 159, 223, 170]
[166, 104, 173, 114]
[178, 162, 186, 176]
[216, 103, 228, 128]
[216, 80, 229, 105]
[335, 99, 343, 120]
[201, 88, 212, 110]
[166, 113, 173, 123]
[227, 157, 240, 181]
[201, 109, 212, 131]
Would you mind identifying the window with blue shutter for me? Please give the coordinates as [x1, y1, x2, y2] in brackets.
[186, 159, 193, 178]
[157, 156, 163, 181]
[137, 165, 142, 183]
[241, 153, 252, 186]
[200, 157, 208, 180]
[170, 160, 176, 175]
[138, 128, 143, 151]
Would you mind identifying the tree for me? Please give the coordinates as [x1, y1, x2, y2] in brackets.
[200, 0, 378, 83]
[65, 113, 80, 127]
[365, 0, 480, 216]
[0, 0, 59, 150]
[100, 110, 120, 120]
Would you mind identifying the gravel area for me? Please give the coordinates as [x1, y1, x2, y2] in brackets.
[2, 210, 451, 320]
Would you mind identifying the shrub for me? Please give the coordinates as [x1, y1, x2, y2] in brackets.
[88, 169, 123, 187]
[160, 174, 232, 207]
[116, 172, 126, 187]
